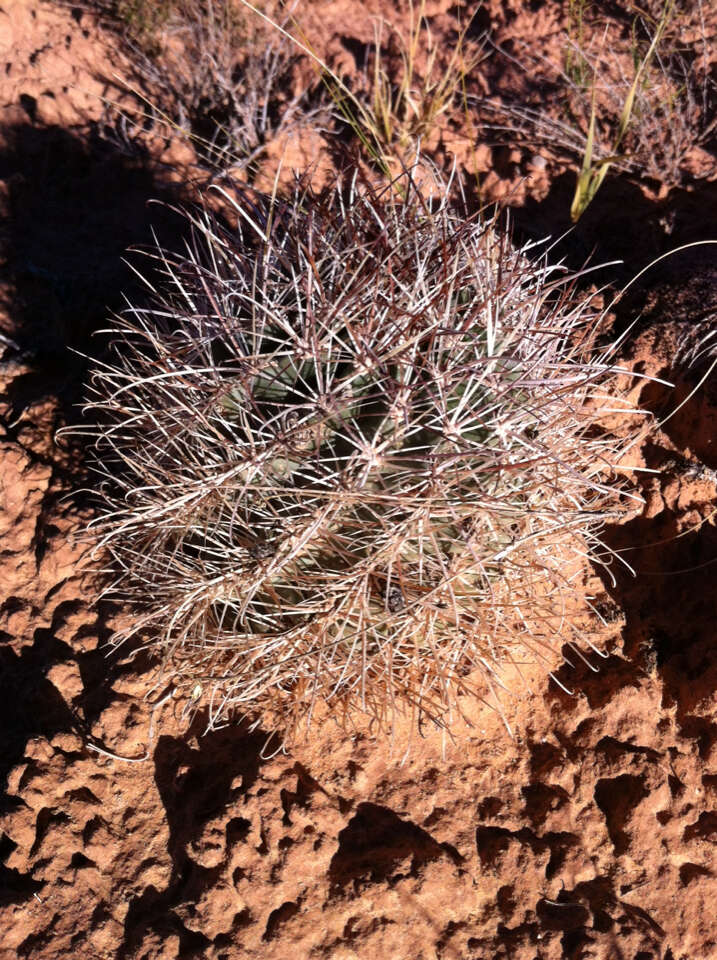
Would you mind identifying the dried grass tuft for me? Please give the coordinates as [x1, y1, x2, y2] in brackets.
[90, 0, 326, 175]
[478, 0, 716, 199]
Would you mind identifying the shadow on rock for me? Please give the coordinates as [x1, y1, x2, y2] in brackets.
[508, 170, 717, 292]
[0, 120, 186, 421]
[120, 714, 277, 958]
[602, 505, 717, 720]
[0, 117, 189, 904]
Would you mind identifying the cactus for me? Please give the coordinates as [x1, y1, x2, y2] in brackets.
[81, 168, 647, 740]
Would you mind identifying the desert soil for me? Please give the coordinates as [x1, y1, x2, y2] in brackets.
[1, 1, 717, 958]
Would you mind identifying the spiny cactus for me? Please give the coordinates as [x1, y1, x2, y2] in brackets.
[81, 168, 648, 740]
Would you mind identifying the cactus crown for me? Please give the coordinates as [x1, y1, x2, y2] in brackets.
[84, 170, 640, 739]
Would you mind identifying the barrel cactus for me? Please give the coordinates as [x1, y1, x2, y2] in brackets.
[83, 169, 645, 740]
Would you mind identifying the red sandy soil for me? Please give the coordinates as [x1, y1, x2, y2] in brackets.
[1, 2, 717, 958]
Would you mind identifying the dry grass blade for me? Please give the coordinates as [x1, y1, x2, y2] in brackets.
[570, 0, 674, 221]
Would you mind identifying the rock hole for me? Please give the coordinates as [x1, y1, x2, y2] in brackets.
[262, 900, 299, 941]
[594, 775, 648, 855]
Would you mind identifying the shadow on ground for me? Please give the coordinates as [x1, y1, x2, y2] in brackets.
[0, 116, 189, 904]
[0, 120, 187, 419]
[119, 716, 276, 958]
[508, 170, 717, 297]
